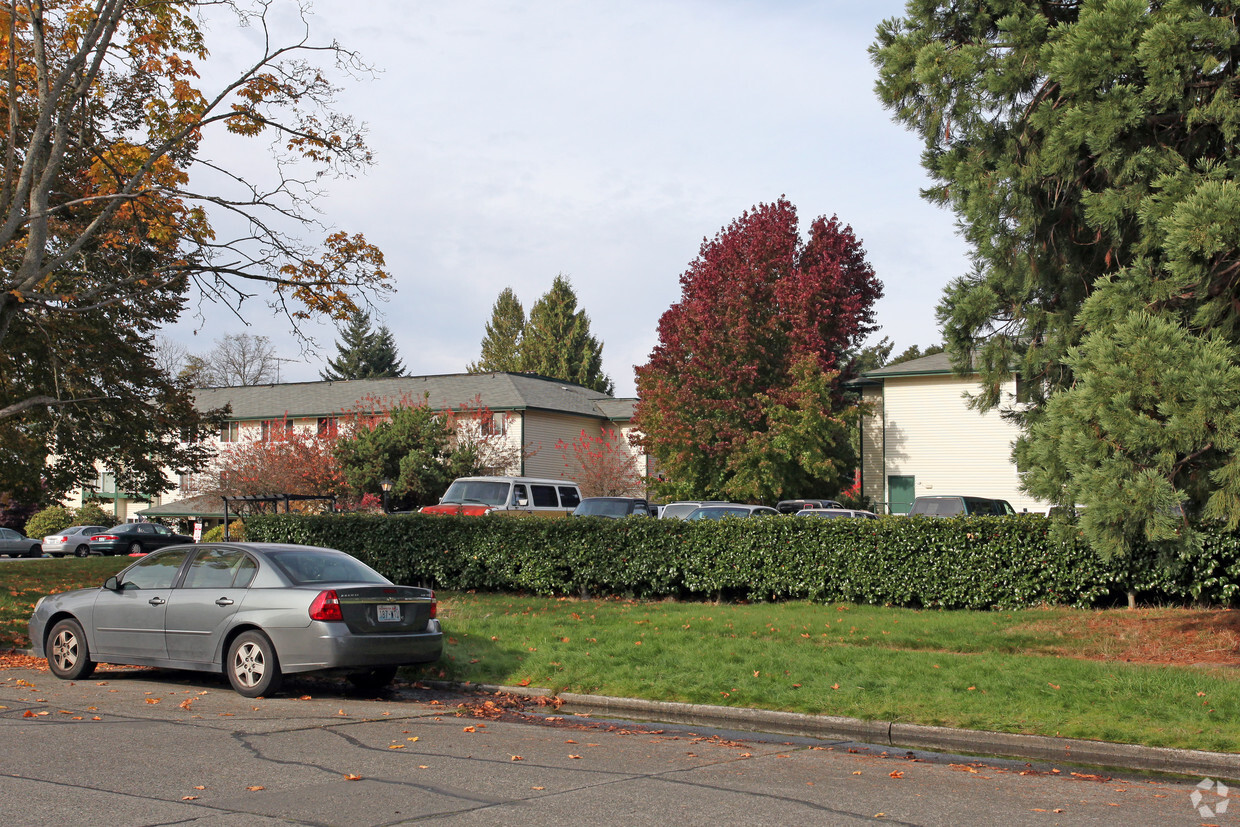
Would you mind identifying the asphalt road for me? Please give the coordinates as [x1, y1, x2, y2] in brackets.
[0, 665, 1226, 826]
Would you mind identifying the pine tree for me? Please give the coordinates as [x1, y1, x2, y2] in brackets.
[519, 275, 613, 394]
[320, 311, 405, 381]
[468, 288, 526, 373]
[871, 3, 1240, 554]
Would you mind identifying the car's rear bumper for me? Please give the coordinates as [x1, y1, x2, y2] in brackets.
[269, 619, 444, 673]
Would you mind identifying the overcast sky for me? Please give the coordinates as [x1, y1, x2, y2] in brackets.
[166, 0, 967, 398]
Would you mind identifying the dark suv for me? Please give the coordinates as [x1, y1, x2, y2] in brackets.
[908, 496, 1015, 517]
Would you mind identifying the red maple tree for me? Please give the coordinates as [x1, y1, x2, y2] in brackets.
[632, 198, 882, 502]
[556, 428, 646, 498]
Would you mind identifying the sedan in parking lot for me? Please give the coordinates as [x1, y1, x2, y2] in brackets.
[29, 542, 443, 697]
[42, 525, 109, 558]
[88, 523, 193, 556]
[684, 504, 779, 520]
[0, 527, 43, 557]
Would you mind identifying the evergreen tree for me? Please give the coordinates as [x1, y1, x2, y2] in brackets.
[871, 2, 1240, 554]
[320, 311, 405, 380]
[519, 275, 613, 394]
[468, 288, 526, 373]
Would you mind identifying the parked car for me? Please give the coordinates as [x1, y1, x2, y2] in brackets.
[0, 527, 42, 558]
[684, 504, 780, 520]
[775, 499, 844, 514]
[42, 525, 110, 558]
[795, 508, 878, 519]
[29, 542, 442, 697]
[572, 497, 654, 518]
[420, 476, 583, 516]
[88, 523, 194, 556]
[908, 496, 1015, 517]
[659, 501, 731, 520]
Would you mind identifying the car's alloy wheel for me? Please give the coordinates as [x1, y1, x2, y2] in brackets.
[127, 541, 142, 556]
[74, 545, 90, 558]
[47, 619, 96, 680]
[227, 631, 282, 698]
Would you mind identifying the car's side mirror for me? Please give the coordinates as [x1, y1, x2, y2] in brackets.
[104, 576, 120, 591]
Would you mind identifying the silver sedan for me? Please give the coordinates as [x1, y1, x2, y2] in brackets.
[28, 542, 443, 697]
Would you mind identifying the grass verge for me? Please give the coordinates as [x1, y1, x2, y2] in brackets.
[2, 560, 1236, 753]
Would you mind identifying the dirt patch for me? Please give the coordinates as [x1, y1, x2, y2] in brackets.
[1018, 608, 1240, 668]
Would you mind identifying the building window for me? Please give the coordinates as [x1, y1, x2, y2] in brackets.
[481, 411, 506, 437]
[220, 422, 240, 443]
[261, 419, 293, 441]
[317, 416, 338, 437]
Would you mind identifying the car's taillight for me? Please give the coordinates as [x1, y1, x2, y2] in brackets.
[429, 590, 437, 619]
[91, 535, 116, 541]
[309, 589, 343, 621]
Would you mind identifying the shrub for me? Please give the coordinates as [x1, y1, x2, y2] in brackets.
[24, 505, 76, 539]
[75, 502, 116, 527]
[203, 520, 246, 543]
[240, 512, 1228, 608]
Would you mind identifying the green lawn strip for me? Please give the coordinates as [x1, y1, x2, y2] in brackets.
[414, 593, 1239, 753]
[0, 557, 130, 648]
[3, 565, 1236, 753]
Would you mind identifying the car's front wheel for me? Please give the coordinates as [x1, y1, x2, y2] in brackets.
[227, 631, 282, 698]
[347, 666, 398, 693]
[74, 544, 90, 558]
[47, 619, 96, 680]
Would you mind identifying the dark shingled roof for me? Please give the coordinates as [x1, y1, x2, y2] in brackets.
[862, 352, 957, 379]
[193, 372, 628, 421]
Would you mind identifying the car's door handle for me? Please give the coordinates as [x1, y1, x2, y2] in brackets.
[215, 597, 234, 607]
[148, 597, 166, 605]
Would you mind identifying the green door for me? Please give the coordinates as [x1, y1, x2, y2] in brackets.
[888, 475, 915, 515]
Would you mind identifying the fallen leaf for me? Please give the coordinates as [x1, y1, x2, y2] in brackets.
[852, 771, 862, 776]
[1048, 683, 1060, 690]
[517, 679, 531, 687]
[193, 786, 205, 791]
[144, 698, 161, 704]
[463, 726, 476, 733]
[181, 796, 198, 801]
[889, 771, 904, 779]
[569, 754, 582, 759]
[246, 786, 265, 792]
[344, 774, 362, 781]
[532, 786, 545, 790]
[179, 699, 194, 710]
[388, 744, 405, 750]
[831, 683, 840, 690]
[407, 736, 419, 742]
[298, 695, 312, 701]
[510, 755, 523, 761]
[418, 765, 429, 769]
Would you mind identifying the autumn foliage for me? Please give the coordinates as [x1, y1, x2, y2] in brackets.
[633, 198, 881, 502]
[555, 428, 645, 498]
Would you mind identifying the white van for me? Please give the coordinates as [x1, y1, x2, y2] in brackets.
[420, 476, 583, 517]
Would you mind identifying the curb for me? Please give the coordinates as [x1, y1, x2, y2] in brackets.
[447, 682, 1240, 781]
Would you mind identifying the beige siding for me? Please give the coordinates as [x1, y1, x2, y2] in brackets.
[520, 412, 607, 481]
[881, 374, 1043, 513]
[860, 385, 885, 507]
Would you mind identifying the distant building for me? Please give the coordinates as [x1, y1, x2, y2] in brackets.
[856, 353, 1044, 514]
[66, 372, 644, 528]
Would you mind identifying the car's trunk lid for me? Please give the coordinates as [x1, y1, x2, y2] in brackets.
[334, 586, 435, 634]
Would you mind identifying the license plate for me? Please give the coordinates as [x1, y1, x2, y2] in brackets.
[376, 605, 401, 622]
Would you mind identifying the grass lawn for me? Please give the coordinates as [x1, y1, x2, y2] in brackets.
[4, 558, 1237, 752]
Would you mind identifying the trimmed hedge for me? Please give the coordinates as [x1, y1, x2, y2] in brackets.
[244, 513, 1240, 608]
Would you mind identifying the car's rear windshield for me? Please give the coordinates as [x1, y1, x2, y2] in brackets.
[266, 549, 389, 585]
[440, 480, 510, 506]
